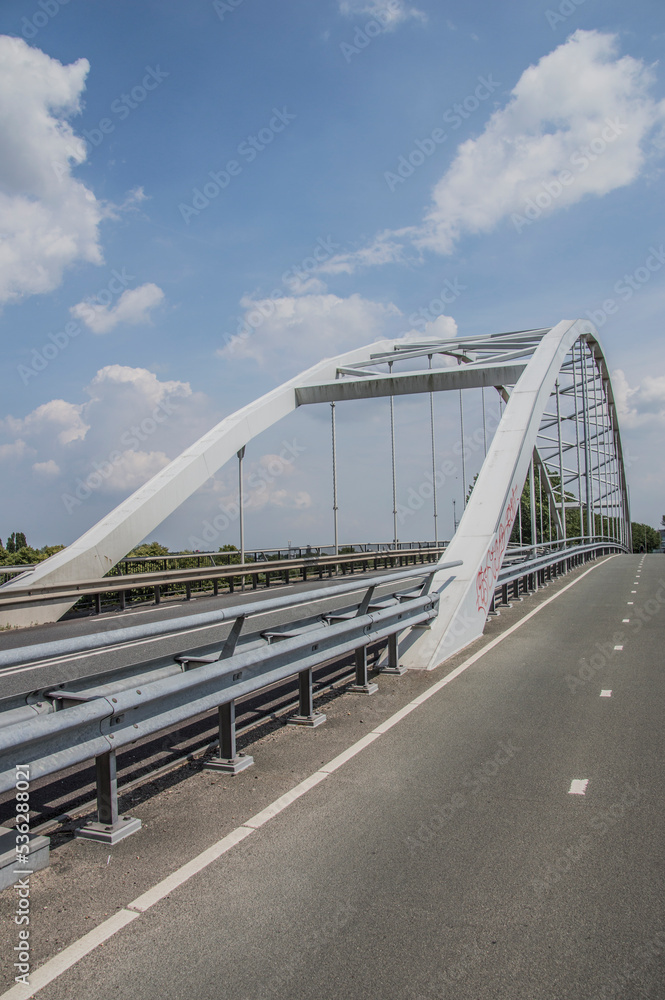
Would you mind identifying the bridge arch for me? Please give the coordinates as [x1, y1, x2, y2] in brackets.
[0, 320, 630, 658]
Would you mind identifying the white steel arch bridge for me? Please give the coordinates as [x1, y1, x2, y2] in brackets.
[0, 319, 630, 668]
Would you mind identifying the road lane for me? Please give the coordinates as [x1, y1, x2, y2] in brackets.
[4, 554, 665, 1000]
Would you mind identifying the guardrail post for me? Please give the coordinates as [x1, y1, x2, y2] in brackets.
[288, 669, 326, 727]
[154, 585, 161, 605]
[94, 593, 102, 616]
[205, 701, 254, 774]
[349, 646, 378, 695]
[380, 631, 407, 675]
[75, 750, 142, 845]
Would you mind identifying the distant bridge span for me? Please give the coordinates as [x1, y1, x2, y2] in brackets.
[0, 320, 630, 668]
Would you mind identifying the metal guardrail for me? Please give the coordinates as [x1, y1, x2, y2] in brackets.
[0, 545, 448, 618]
[0, 562, 461, 844]
[0, 540, 448, 587]
[0, 539, 626, 849]
[491, 539, 626, 611]
[110, 539, 447, 574]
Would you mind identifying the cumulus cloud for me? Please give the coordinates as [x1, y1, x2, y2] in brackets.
[338, 0, 425, 27]
[0, 440, 30, 462]
[0, 366, 212, 504]
[32, 460, 60, 477]
[0, 36, 105, 304]
[612, 369, 665, 427]
[324, 30, 665, 273]
[218, 291, 403, 366]
[100, 449, 171, 491]
[1, 399, 88, 447]
[71, 282, 165, 334]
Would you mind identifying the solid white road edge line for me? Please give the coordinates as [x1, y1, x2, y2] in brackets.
[0, 555, 616, 1000]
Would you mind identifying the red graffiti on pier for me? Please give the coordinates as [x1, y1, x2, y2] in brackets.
[476, 484, 520, 613]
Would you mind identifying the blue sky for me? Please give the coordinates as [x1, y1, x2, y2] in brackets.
[0, 0, 664, 551]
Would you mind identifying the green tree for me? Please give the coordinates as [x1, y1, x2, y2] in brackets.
[0, 542, 64, 567]
[126, 541, 170, 558]
[5, 532, 27, 554]
[631, 522, 660, 553]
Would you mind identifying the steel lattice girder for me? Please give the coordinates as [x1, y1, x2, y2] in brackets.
[396, 319, 629, 670]
[0, 322, 630, 651]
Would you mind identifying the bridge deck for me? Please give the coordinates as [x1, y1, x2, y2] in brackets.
[1, 553, 662, 999]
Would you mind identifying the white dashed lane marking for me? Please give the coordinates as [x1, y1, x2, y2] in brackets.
[569, 779, 589, 795]
[600, 690, 612, 698]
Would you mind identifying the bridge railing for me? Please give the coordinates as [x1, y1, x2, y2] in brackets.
[0, 562, 461, 844]
[491, 538, 626, 612]
[0, 545, 449, 620]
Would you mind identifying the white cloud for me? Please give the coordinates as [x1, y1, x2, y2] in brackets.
[218, 291, 403, 366]
[71, 282, 165, 334]
[338, 0, 425, 28]
[324, 30, 665, 273]
[1, 399, 88, 447]
[612, 369, 665, 427]
[0, 36, 105, 304]
[33, 460, 60, 477]
[101, 449, 171, 491]
[0, 366, 212, 506]
[318, 230, 416, 276]
[210, 453, 312, 516]
[404, 314, 458, 343]
[0, 439, 30, 461]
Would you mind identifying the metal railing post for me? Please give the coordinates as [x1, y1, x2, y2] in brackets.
[75, 750, 142, 845]
[205, 701, 254, 774]
[288, 669, 326, 727]
[349, 646, 378, 695]
[380, 631, 407, 675]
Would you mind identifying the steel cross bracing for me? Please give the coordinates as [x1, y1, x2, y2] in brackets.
[0, 321, 630, 672]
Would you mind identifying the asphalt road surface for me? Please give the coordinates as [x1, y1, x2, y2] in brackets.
[2, 553, 664, 1000]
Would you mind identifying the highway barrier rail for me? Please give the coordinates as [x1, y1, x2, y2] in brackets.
[0, 545, 449, 620]
[0, 562, 460, 845]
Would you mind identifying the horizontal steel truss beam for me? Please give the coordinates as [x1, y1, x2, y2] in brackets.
[295, 364, 527, 405]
